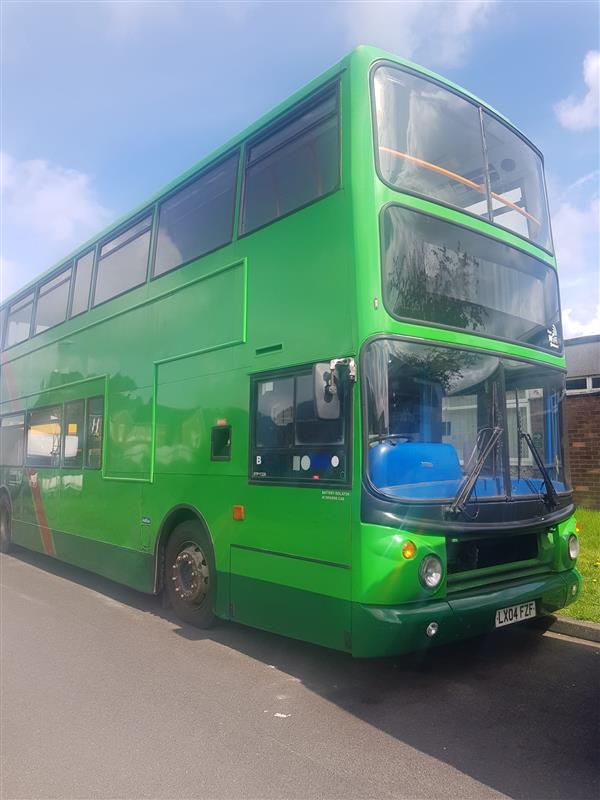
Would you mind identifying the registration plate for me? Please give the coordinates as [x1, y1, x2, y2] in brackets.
[495, 601, 536, 628]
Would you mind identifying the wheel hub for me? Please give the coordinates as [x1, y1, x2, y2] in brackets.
[171, 544, 209, 603]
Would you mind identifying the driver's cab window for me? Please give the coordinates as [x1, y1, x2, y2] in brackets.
[251, 364, 350, 486]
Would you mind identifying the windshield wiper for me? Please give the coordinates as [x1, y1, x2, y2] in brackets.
[513, 389, 559, 509]
[519, 431, 559, 510]
[449, 426, 503, 515]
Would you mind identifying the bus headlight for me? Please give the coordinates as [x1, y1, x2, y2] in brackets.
[568, 535, 580, 560]
[419, 555, 443, 589]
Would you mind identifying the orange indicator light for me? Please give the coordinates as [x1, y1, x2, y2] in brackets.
[402, 541, 416, 559]
[232, 505, 245, 521]
[575, 522, 581, 534]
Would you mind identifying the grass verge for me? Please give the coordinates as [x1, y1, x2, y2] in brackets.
[559, 507, 600, 624]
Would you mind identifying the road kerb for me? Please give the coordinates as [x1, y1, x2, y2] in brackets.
[534, 614, 600, 643]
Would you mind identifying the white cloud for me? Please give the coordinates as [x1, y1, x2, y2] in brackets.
[339, 1, 495, 68]
[1, 152, 111, 245]
[551, 196, 600, 338]
[0, 257, 22, 303]
[562, 305, 600, 338]
[1, 152, 112, 300]
[553, 196, 599, 274]
[554, 50, 600, 131]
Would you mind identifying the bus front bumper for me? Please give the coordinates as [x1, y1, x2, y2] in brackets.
[351, 568, 581, 657]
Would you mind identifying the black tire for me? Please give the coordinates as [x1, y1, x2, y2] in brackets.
[164, 520, 216, 628]
[0, 499, 12, 554]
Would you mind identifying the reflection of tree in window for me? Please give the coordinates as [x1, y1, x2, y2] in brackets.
[387, 239, 487, 332]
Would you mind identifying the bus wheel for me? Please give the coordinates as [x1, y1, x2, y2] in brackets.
[164, 521, 216, 628]
[0, 500, 12, 554]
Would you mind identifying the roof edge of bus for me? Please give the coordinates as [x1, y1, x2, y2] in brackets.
[2, 45, 529, 309]
[351, 45, 516, 128]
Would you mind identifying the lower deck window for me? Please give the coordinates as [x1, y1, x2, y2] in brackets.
[0, 413, 25, 466]
[27, 406, 62, 467]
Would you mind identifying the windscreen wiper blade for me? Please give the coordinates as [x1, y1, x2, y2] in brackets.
[449, 426, 503, 515]
[520, 431, 559, 510]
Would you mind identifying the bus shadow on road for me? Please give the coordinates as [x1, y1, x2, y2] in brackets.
[9, 545, 599, 800]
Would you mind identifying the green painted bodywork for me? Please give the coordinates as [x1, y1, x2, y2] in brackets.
[0, 46, 580, 656]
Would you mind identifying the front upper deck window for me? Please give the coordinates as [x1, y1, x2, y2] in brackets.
[373, 65, 552, 252]
[482, 112, 552, 250]
[381, 205, 561, 353]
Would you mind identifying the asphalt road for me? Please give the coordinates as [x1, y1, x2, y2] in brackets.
[1, 547, 599, 800]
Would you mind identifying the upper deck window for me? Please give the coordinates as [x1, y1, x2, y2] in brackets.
[34, 266, 71, 335]
[381, 205, 561, 353]
[154, 153, 238, 278]
[241, 86, 340, 234]
[373, 65, 552, 252]
[5, 292, 34, 348]
[94, 215, 152, 306]
[71, 250, 95, 318]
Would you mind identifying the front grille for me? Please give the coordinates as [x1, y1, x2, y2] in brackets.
[447, 532, 539, 575]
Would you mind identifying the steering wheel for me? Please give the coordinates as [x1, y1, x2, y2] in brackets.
[371, 434, 414, 446]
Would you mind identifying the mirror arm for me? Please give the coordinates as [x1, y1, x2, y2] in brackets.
[327, 358, 356, 394]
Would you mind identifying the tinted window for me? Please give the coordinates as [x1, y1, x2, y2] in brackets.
[71, 251, 94, 317]
[34, 267, 71, 335]
[154, 155, 238, 277]
[27, 406, 61, 467]
[381, 205, 561, 352]
[0, 413, 25, 466]
[241, 88, 339, 234]
[483, 112, 551, 250]
[62, 400, 85, 468]
[5, 292, 34, 348]
[86, 396, 104, 469]
[295, 372, 343, 445]
[374, 66, 487, 218]
[256, 377, 294, 448]
[94, 216, 152, 306]
[251, 368, 348, 485]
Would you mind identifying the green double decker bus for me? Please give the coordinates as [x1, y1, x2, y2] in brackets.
[0, 46, 581, 656]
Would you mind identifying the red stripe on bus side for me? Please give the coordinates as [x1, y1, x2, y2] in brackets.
[27, 469, 55, 556]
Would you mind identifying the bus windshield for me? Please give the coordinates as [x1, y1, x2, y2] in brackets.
[373, 64, 552, 251]
[364, 339, 570, 504]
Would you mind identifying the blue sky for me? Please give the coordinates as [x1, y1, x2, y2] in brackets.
[1, 0, 599, 336]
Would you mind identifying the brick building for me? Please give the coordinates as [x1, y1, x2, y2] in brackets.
[565, 335, 600, 509]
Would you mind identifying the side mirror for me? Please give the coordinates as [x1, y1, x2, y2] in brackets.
[313, 363, 341, 420]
